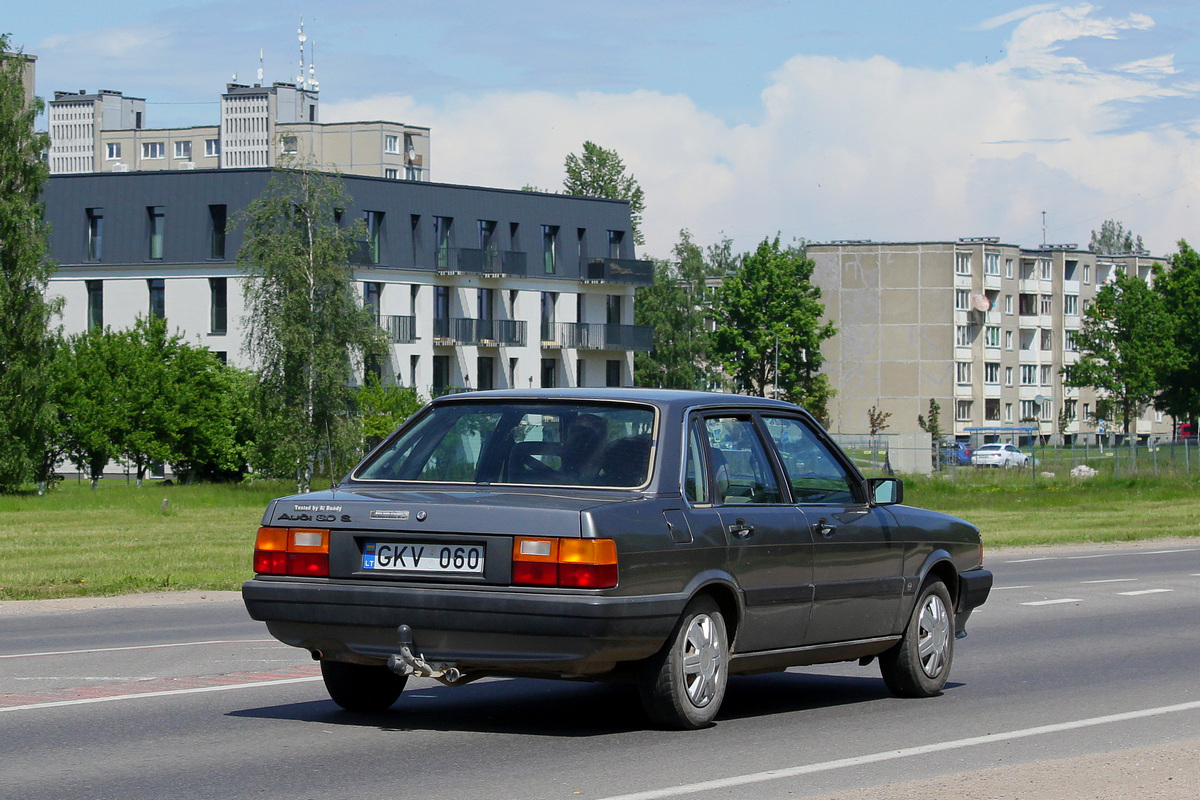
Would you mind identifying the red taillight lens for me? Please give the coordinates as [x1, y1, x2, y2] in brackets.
[512, 536, 617, 588]
[253, 526, 330, 577]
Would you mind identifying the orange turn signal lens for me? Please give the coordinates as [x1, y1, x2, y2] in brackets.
[512, 537, 617, 588]
[254, 527, 330, 577]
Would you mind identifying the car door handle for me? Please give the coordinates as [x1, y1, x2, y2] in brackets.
[813, 518, 836, 538]
[727, 519, 755, 539]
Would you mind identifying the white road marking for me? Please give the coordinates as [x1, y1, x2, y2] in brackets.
[1004, 557, 1056, 564]
[594, 700, 1200, 800]
[0, 639, 276, 660]
[990, 585, 1033, 591]
[1081, 579, 1138, 584]
[1118, 589, 1174, 596]
[1140, 549, 1198, 555]
[0, 676, 323, 713]
[1065, 554, 1118, 560]
[1021, 599, 1082, 606]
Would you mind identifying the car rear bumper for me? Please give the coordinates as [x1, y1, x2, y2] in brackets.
[242, 578, 687, 676]
[955, 567, 993, 635]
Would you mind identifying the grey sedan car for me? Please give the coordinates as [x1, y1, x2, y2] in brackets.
[243, 389, 992, 729]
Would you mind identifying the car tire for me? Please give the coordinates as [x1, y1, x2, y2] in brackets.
[879, 579, 954, 698]
[638, 595, 729, 730]
[320, 659, 408, 712]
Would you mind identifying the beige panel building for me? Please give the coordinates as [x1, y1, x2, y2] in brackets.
[809, 239, 1170, 445]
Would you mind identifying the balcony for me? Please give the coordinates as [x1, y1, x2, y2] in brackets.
[451, 247, 528, 278]
[581, 257, 654, 286]
[433, 317, 527, 346]
[382, 315, 416, 343]
[541, 321, 653, 352]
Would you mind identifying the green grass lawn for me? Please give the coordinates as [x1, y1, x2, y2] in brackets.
[1, 474, 1197, 600]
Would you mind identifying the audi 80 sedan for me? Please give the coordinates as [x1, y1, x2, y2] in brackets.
[243, 389, 992, 729]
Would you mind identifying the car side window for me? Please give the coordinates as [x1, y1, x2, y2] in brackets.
[684, 424, 710, 504]
[703, 416, 782, 504]
[762, 416, 856, 504]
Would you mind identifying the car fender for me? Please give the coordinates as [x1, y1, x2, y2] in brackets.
[911, 549, 961, 609]
[678, 569, 745, 644]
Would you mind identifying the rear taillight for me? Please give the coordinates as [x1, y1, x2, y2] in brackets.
[512, 537, 618, 588]
[254, 527, 330, 577]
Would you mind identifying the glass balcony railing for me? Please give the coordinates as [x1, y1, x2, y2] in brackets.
[581, 257, 654, 286]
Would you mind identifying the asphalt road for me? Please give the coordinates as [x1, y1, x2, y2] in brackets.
[2, 540, 1199, 800]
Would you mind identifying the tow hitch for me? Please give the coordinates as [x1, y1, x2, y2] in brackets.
[386, 624, 470, 685]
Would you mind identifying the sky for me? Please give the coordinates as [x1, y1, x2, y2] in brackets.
[9, 1, 1200, 261]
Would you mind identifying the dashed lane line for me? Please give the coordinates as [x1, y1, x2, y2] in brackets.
[0, 639, 277, 660]
[1118, 589, 1174, 596]
[1021, 598, 1082, 606]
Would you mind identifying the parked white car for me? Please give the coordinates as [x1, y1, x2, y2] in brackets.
[971, 443, 1030, 468]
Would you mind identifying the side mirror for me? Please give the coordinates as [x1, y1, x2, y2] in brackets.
[867, 477, 903, 505]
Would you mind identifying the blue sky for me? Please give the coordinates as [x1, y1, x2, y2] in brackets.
[9, 1, 1200, 259]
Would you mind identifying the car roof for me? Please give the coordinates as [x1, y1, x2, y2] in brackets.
[430, 387, 806, 415]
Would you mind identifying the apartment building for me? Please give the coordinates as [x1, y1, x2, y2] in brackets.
[43, 169, 652, 396]
[808, 239, 1169, 444]
[46, 83, 429, 180]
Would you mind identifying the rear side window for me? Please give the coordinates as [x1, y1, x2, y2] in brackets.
[353, 402, 656, 487]
[703, 416, 782, 504]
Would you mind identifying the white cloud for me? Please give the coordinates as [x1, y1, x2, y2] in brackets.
[326, 4, 1200, 259]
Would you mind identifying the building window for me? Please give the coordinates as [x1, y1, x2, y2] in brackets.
[281, 136, 298, 154]
[955, 289, 970, 310]
[984, 325, 1000, 347]
[1083, 264, 1091, 284]
[956, 400, 972, 421]
[1005, 366, 1013, 387]
[384, 168, 398, 180]
[1004, 403, 1013, 423]
[148, 278, 165, 320]
[985, 398, 1001, 421]
[1064, 260, 1078, 281]
[1064, 398, 1078, 423]
[1040, 364, 1053, 385]
[433, 355, 450, 392]
[955, 325, 972, 347]
[410, 354, 420, 388]
[608, 230, 624, 259]
[1004, 294, 1013, 315]
[1064, 295, 1078, 316]
[434, 216, 452, 270]
[365, 211, 384, 264]
[142, 141, 164, 159]
[209, 205, 227, 259]
[606, 294, 623, 325]
[1041, 329, 1053, 351]
[956, 361, 972, 384]
[478, 287, 495, 321]
[205, 138, 220, 157]
[1020, 365, 1038, 386]
[1040, 295, 1052, 315]
[1005, 330, 1014, 350]
[984, 253, 1000, 276]
[86, 280, 103, 330]
[540, 357, 558, 388]
[1005, 258, 1013, 278]
[1020, 400, 1039, 421]
[1039, 259, 1052, 280]
[384, 134, 399, 154]
[174, 140, 192, 160]
[984, 362, 999, 384]
[509, 357, 518, 389]
[86, 208, 103, 260]
[541, 291, 557, 341]
[955, 252, 971, 275]
[542, 225, 559, 274]
[105, 142, 121, 160]
[477, 356, 495, 391]
[209, 277, 227, 334]
[606, 359, 622, 387]
[1065, 329, 1078, 351]
[1041, 400, 1054, 422]
[213, 351, 227, 365]
[433, 285, 449, 338]
[147, 206, 164, 259]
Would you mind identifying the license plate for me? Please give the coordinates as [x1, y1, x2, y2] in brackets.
[362, 542, 485, 574]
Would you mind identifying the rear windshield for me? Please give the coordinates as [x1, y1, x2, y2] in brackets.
[352, 401, 657, 487]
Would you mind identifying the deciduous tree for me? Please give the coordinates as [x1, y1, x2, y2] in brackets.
[1063, 270, 1178, 436]
[0, 35, 59, 491]
[1089, 219, 1143, 254]
[238, 159, 387, 491]
[562, 141, 646, 246]
[1152, 241, 1200, 429]
[711, 236, 836, 420]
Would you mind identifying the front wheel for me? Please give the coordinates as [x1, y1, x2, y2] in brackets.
[879, 580, 954, 697]
[321, 660, 408, 712]
[638, 596, 729, 729]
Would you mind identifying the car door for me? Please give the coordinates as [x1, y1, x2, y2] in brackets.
[694, 412, 813, 652]
[759, 414, 906, 645]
